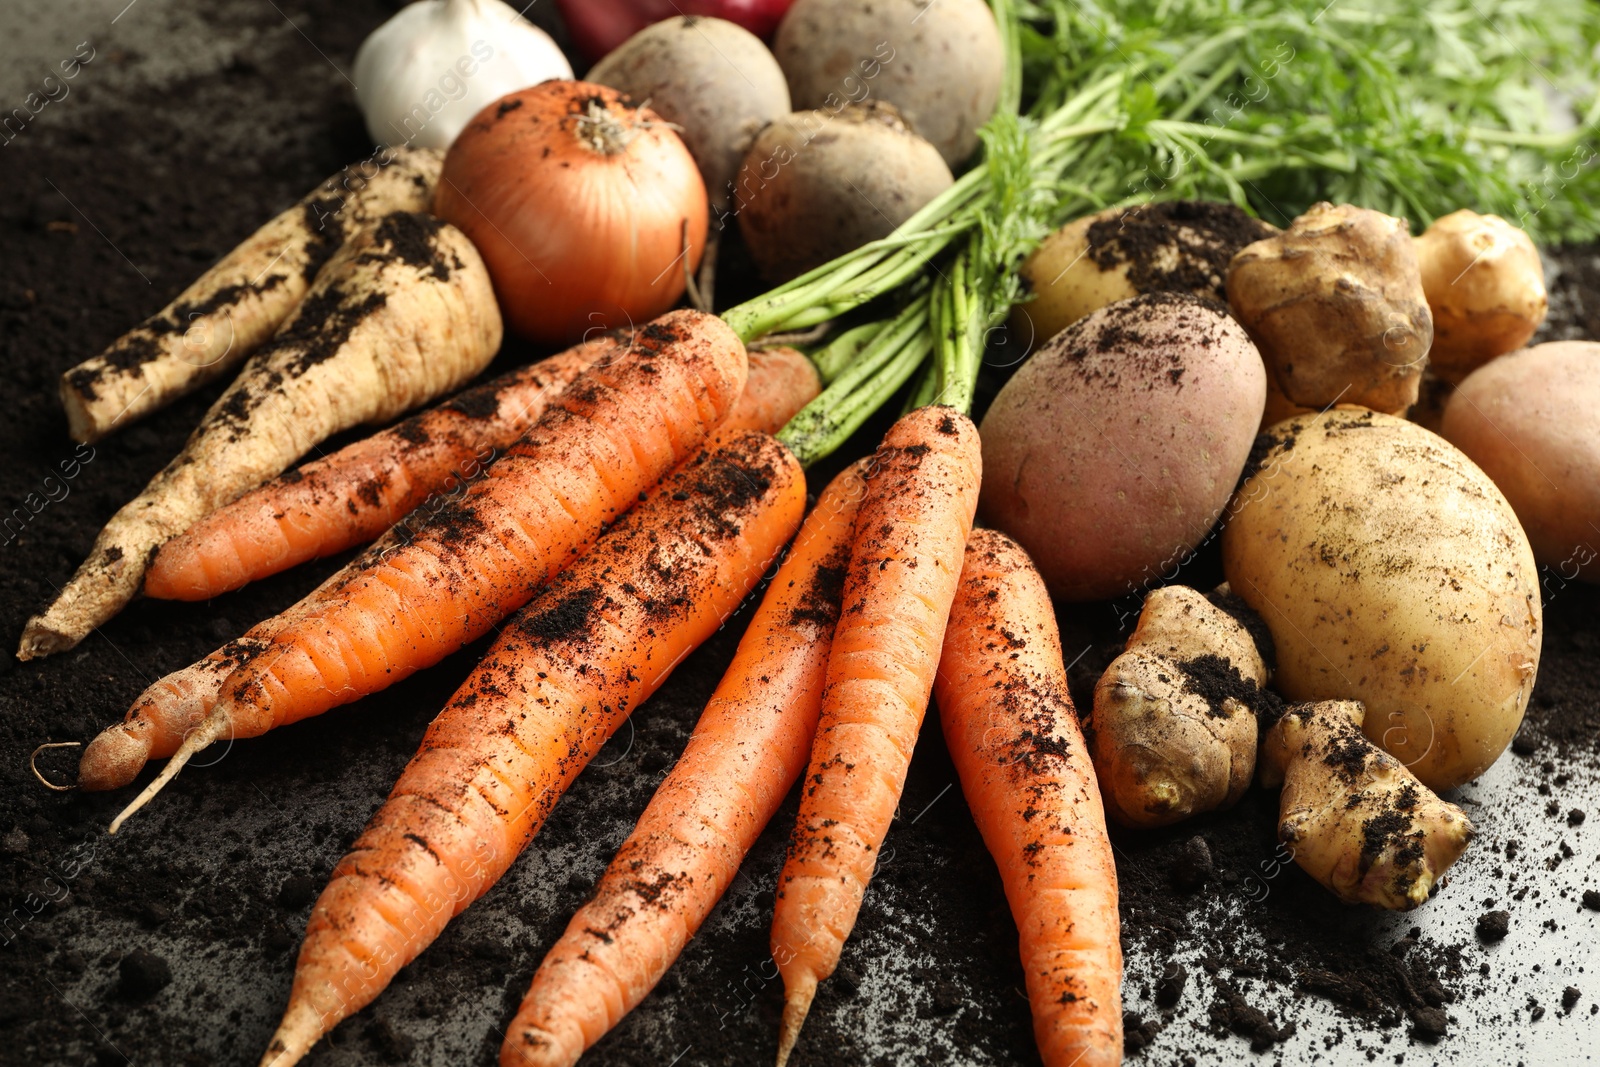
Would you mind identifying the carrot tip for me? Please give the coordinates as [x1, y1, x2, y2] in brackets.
[107, 712, 229, 833]
[258, 1000, 324, 1067]
[775, 972, 818, 1067]
[79, 724, 151, 792]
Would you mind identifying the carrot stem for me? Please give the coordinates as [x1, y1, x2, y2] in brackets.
[776, 294, 932, 466]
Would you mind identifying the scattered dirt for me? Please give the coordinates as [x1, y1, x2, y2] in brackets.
[1086, 199, 1277, 305]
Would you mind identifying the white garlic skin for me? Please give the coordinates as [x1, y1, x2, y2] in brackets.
[354, 0, 572, 150]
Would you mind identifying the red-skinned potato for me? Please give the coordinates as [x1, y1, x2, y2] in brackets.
[1440, 340, 1600, 580]
[979, 292, 1266, 601]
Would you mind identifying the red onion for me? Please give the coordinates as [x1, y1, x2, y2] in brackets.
[556, 0, 793, 61]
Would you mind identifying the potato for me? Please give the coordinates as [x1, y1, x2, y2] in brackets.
[734, 103, 952, 283]
[1014, 200, 1277, 346]
[1415, 209, 1547, 382]
[1440, 340, 1600, 580]
[979, 293, 1266, 601]
[588, 17, 790, 211]
[773, 0, 1003, 166]
[1228, 202, 1433, 415]
[1222, 407, 1541, 791]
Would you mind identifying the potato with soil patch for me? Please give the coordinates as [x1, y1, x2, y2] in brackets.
[1222, 407, 1541, 791]
[734, 102, 951, 282]
[587, 16, 790, 211]
[979, 292, 1266, 601]
[1441, 340, 1600, 580]
[773, 0, 1003, 166]
[1014, 200, 1278, 346]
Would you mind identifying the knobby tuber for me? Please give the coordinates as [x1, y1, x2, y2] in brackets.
[1260, 700, 1475, 910]
[1089, 584, 1274, 828]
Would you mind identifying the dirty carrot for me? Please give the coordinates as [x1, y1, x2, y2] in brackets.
[144, 338, 612, 601]
[106, 310, 746, 830]
[79, 342, 814, 794]
[934, 528, 1123, 1067]
[145, 344, 816, 601]
[77, 529, 399, 791]
[501, 459, 866, 1067]
[770, 405, 982, 1066]
[260, 431, 805, 1067]
[59, 146, 442, 444]
[20, 212, 503, 661]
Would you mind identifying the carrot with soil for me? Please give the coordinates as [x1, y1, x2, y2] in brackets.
[143, 338, 610, 601]
[20, 211, 503, 661]
[104, 310, 746, 829]
[935, 529, 1123, 1067]
[501, 459, 867, 1067]
[770, 405, 982, 1066]
[80, 341, 817, 793]
[144, 345, 815, 601]
[261, 431, 806, 1066]
[59, 146, 442, 444]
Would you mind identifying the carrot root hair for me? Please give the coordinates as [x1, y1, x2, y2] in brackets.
[107, 713, 229, 833]
[776, 971, 818, 1067]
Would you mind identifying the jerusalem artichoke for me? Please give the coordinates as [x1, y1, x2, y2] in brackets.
[1259, 700, 1475, 910]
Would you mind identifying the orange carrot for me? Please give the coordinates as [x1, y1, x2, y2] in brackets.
[82, 344, 818, 794]
[935, 529, 1123, 1067]
[79, 532, 395, 791]
[501, 459, 867, 1067]
[108, 309, 746, 831]
[770, 405, 982, 1066]
[144, 339, 612, 601]
[260, 431, 806, 1066]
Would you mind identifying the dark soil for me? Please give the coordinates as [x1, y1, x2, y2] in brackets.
[0, 4, 1596, 1067]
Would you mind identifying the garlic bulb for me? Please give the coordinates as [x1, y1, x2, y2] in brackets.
[353, 0, 572, 151]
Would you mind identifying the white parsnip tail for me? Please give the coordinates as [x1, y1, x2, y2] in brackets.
[20, 212, 502, 660]
[59, 146, 442, 444]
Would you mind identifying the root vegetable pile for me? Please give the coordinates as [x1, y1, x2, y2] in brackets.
[80, 340, 815, 796]
[23, 0, 1600, 1063]
[264, 432, 805, 1065]
[106, 309, 745, 830]
[22, 210, 502, 660]
[501, 461, 865, 1067]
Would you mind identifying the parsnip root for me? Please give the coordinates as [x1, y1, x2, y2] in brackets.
[59, 146, 442, 443]
[20, 212, 501, 660]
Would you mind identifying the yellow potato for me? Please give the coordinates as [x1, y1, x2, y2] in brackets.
[1012, 201, 1276, 347]
[1222, 407, 1541, 791]
[1414, 209, 1547, 383]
